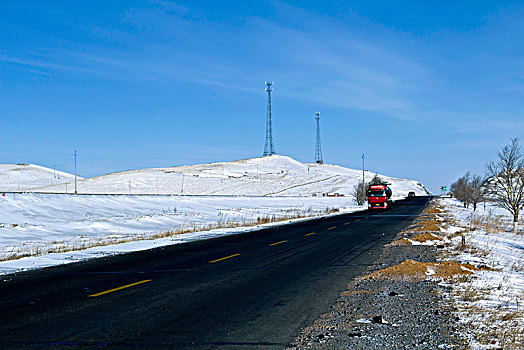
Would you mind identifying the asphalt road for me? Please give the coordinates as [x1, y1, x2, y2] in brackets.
[0, 196, 431, 349]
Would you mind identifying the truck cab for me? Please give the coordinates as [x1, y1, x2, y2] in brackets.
[367, 184, 392, 209]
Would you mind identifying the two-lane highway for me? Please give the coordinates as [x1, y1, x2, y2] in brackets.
[0, 196, 431, 349]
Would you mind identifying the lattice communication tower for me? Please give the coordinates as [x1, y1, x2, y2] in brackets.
[263, 81, 276, 156]
[315, 112, 323, 164]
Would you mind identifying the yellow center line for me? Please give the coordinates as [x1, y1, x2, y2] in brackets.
[208, 253, 241, 264]
[343, 222, 350, 226]
[304, 232, 316, 236]
[88, 279, 152, 298]
[355, 219, 361, 222]
[328, 226, 336, 230]
[269, 240, 288, 246]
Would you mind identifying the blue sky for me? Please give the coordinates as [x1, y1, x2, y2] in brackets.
[1, 0, 523, 193]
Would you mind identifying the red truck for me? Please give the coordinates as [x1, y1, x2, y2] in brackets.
[367, 183, 392, 209]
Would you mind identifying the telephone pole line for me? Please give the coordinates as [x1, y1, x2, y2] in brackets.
[74, 151, 78, 194]
[362, 154, 365, 184]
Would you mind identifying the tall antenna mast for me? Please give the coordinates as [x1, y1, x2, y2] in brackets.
[263, 81, 275, 156]
[314, 112, 323, 164]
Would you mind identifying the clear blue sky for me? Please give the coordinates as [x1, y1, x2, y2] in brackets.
[1, 0, 523, 193]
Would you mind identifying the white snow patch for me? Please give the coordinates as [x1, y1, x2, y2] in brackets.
[0, 193, 361, 274]
[0, 155, 429, 275]
[355, 318, 372, 324]
[438, 198, 524, 349]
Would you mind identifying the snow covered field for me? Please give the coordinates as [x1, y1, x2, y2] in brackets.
[0, 155, 429, 275]
[0, 163, 80, 192]
[0, 193, 359, 274]
[439, 198, 524, 349]
[9, 155, 430, 198]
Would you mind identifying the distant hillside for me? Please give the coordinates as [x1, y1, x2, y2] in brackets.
[0, 164, 80, 192]
[28, 155, 430, 197]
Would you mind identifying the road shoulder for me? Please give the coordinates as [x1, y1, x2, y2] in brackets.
[289, 200, 468, 349]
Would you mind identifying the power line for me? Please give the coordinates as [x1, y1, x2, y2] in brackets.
[74, 150, 77, 194]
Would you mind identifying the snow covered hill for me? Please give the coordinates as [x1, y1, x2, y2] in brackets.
[0, 164, 80, 192]
[0, 156, 430, 274]
[28, 155, 430, 197]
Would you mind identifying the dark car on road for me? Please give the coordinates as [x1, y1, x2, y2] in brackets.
[407, 191, 416, 197]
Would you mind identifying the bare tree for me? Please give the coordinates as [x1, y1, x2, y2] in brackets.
[351, 181, 367, 205]
[369, 175, 383, 185]
[469, 174, 489, 211]
[485, 138, 524, 234]
[451, 172, 472, 208]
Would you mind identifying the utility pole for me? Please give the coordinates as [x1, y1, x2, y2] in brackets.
[181, 173, 185, 194]
[362, 154, 365, 184]
[74, 151, 77, 194]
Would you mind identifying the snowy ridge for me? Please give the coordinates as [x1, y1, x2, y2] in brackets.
[26, 155, 430, 197]
[0, 163, 80, 192]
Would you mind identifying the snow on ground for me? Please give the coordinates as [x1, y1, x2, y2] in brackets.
[0, 155, 429, 275]
[439, 198, 524, 349]
[25, 155, 430, 198]
[0, 193, 359, 275]
[0, 164, 80, 192]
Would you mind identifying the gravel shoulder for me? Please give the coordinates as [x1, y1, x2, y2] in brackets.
[289, 201, 468, 349]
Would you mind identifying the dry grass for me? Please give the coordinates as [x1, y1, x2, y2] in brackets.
[0, 207, 341, 262]
[411, 232, 444, 243]
[435, 198, 524, 349]
[469, 209, 505, 234]
[394, 201, 447, 239]
[423, 202, 444, 214]
[410, 220, 442, 232]
[361, 259, 478, 281]
[457, 303, 524, 349]
[455, 241, 491, 257]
